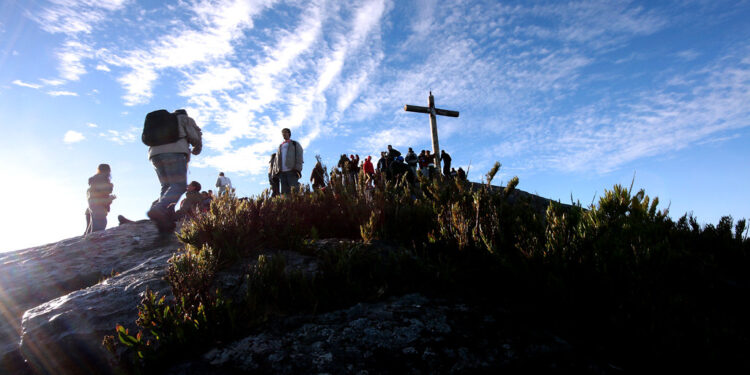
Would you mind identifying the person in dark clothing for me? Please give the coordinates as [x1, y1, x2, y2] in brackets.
[441, 150, 452, 178]
[310, 161, 326, 191]
[417, 150, 428, 178]
[337, 154, 350, 184]
[199, 191, 212, 212]
[389, 156, 415, 184]
[386, 145, 401, 165]
[457, 167, 467, 181]
[348, 154, 360, 183]
[376, 152, 387, 173]
[85, 163, 115, 234]
[268, 153, 280, 197]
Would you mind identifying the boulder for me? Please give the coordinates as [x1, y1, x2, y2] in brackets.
[0, 220, 180, 373]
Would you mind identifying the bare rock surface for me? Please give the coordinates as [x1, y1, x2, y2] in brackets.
[0, 220, 180, 373]
[168, 294, 615, 375]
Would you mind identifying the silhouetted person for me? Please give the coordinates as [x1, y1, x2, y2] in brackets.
[457, 167, 466, 181]
[85, 163, 115, 235]
[441, 150, 452, 178]
[268, 153, 280, 197]
[310, 161, 326, 191]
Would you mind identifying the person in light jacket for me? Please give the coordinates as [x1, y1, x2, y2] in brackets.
[273, 128, 303, 195]
[146, 109, 202, 232]
[215, 172, 232, 196]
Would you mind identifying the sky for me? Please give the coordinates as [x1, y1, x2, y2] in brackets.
[0, 0, 749, 252]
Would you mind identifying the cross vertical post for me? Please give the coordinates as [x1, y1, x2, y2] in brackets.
[404, 91, 459, 172]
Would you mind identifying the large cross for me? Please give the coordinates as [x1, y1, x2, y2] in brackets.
[404, 91, 459, 171]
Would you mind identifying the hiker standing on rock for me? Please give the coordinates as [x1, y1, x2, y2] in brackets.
[274, 127, 303, 195]
[85, 163, 115, 234]
[144, 109, 202, 232]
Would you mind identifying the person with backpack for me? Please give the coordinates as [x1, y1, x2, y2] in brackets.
[273, 128, 303, 195]
[85, 163, 115, 234]
[215, 172, 232, 196]
[143, 108, 202, 232]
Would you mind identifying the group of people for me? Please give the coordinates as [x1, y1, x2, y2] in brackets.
[84, 108, 466, 235]
[85, 112, 306, 234]
[328, 145, 466, 189]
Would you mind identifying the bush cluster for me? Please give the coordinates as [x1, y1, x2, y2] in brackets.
[106, 164, 750, 372]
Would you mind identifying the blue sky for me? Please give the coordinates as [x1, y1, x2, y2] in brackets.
[1, 0, 749, 252]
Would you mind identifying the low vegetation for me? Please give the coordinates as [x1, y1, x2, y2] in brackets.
[104, 163, 750, 372]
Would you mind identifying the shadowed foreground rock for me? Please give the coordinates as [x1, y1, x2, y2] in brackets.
[168, 294, 615, 374]
[1, 204, 609, 374]
[0, 220, 179, 374]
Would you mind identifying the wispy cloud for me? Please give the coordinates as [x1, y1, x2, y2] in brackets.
[12, 80, 41, 89]
[100, 128, 139, 145]
[63, 130, 85, 144]
[109, 0, 275, 105]
[87, 123, 99, 128]
[34, 0, 128, 35]
[40, 78, 65, 86]
[95, 64, 111, 72]
[47, 90, 78, 96]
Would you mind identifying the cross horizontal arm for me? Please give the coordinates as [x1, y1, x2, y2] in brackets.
[404, 105, 430, 114]
[434, 108, 459, 117]
[404, 105, 460, 117]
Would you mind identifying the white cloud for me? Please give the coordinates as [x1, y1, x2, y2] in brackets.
[180, 65, 244, 96]
[47, 90, 78, 96]
[40, 78, 65, 86]
[12, 80, 41, 89]
[56, 40, 93, 81]
[111, 0, 275, 106]
[100, 128, 139, 145]
[87, 123, 98, 128]
[95, 64, 111, 72]
[34, 0, 128, 35]
[63, 130, 85, 144]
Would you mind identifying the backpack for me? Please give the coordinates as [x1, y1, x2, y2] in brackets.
[142, 109, 180, 146]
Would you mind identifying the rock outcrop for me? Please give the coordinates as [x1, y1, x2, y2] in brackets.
[0, 205, 604, 374]
[0, 220, 179, 374]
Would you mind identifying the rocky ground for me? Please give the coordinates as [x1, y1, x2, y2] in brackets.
[168, 293, 621, 374]
[0, 219, 621, 374]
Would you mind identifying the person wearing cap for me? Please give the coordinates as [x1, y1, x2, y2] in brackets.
[85, 163, 115, 234]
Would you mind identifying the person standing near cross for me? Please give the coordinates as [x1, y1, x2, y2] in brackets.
[404, 92, 459, 172]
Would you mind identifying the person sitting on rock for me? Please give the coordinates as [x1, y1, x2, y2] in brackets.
[175, 181, 202, 220]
